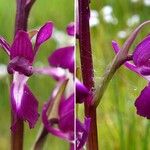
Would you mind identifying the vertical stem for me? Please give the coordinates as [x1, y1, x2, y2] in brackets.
[78, 0, 99, 150]
[11, 0, 35, 149]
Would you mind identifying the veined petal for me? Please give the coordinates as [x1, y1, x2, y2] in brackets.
[0, 36, 10, 55]
[135, 83, 150, 119]
[48, 46, 74, 73]
[66, 22, 75, 36]
[10, 31, 34, 63]
[133, 35, 150, 66]
[76, 78, 89, 103]
[76, 118, 91, 150]
[59, 94, 74, 132]
[34, 22, 53, 53]
[11, 72, 39, 131]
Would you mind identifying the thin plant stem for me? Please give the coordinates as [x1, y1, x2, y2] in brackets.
[11, 0, 36, 150]
[78, 0, 99, 149]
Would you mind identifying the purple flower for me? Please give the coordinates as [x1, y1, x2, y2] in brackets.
[112, 35, 150, 119]
[48, 46, 74, 73]
[42, 91, 74, 142]
[76, 118, 91, 150]
[76, 78, 89, 103]
[66, 22, 75, 36]
[0, 22, 53, 130]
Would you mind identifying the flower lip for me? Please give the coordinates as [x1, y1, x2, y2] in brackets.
[7, 56, 33, 76]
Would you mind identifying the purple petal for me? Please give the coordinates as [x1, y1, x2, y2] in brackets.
[135, 83, 150, 119]
[112, 40, 120, 54]
[10, 31, 34, 63]
[59, 94, 74, 132]
[76, 78, 89, 103]
[48, 46, 74, 73]
[0, 36, 10, 55]
[33, 67, 66, 81]
[133, 35, 150, 67]
[66, 22, 75, 36]
[76, 118, 91, 150]
[42, 101, 71, 141]
[7, 57, 33, 76]
[34, 22, 53, 53]
[11, 72, 39, 131]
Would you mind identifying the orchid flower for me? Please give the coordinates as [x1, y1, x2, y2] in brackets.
[0, 22, 53, 131]
[112, 35, 150, 119]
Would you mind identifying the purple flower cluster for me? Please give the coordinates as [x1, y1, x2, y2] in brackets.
[0, 21, 90, 150]
[112, 35, 150, 119]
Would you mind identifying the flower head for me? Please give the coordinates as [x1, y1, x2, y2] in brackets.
[0, 21, 53, 130]
[112, 35, 150, 119]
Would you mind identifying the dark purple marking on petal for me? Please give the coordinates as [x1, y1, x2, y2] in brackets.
[7, 57, 33, 76]
[76, 118, 91, 150]
[34, 22, 53, 53]
[66, 22, 75, 36]
[10, 31, 34, 63]
[0, 36, 10, 55]
[10, 73, 39, 130]
[133, 35, 150, 67]
[59, 94, 74, 132]
[76, 78, 89, 103]
[48, 46, 74, 73]
[135, 84, 150, 119]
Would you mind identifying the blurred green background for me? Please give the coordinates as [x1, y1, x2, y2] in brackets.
[77, 0, 150, 150]
[0, 0, 73, 149]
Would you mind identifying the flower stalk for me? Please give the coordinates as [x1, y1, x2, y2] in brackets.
[94, 20, 150, 107]
[11, 0, 36, 150]
[78, 0, 98, 149]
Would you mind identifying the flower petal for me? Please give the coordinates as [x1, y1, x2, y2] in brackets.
[48, 46, 74, 73]
[11, 72, 39, 131]
[76, 118, 91, 150]
[10, 31, 34, 63]
[66, 22, 75, 36]
[133, 35, 150, 66]
[135, 83, 150, 119]
[42, 102, 71, 141]
[59, 94, 74, 132]
[33, 67, 66, 81]
[112, 40, 120, 54]
[0, 36, 10, 55]
[76, 79, 89, 103]
[34, 22, 53, 53]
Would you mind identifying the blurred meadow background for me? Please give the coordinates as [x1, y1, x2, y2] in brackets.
[77, 0, 150, 149]
[0, 0, 73, 149]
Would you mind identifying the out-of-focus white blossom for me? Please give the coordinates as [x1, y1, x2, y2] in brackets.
[52, 28, 74, 47]
[144, 0, 150, 6]
[131, 0, 139, 3]
[127, 15, 140, 27]
[117, 30, 128, 39]
[0, 64, 7, 78]
[101, 5, 118, 25]
[90, 10, 100, 27]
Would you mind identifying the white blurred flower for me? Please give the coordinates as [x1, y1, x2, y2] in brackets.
[0, 64, 7, 78]
[52, 28, 74, 47]
[127, 14, 140, 27]
[117, 30, 128, 39]
[131, 0, 139, 3]
[101, 5, 118, 25]
[90, 10, 100, 27]
[144, 0, 150, 6]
